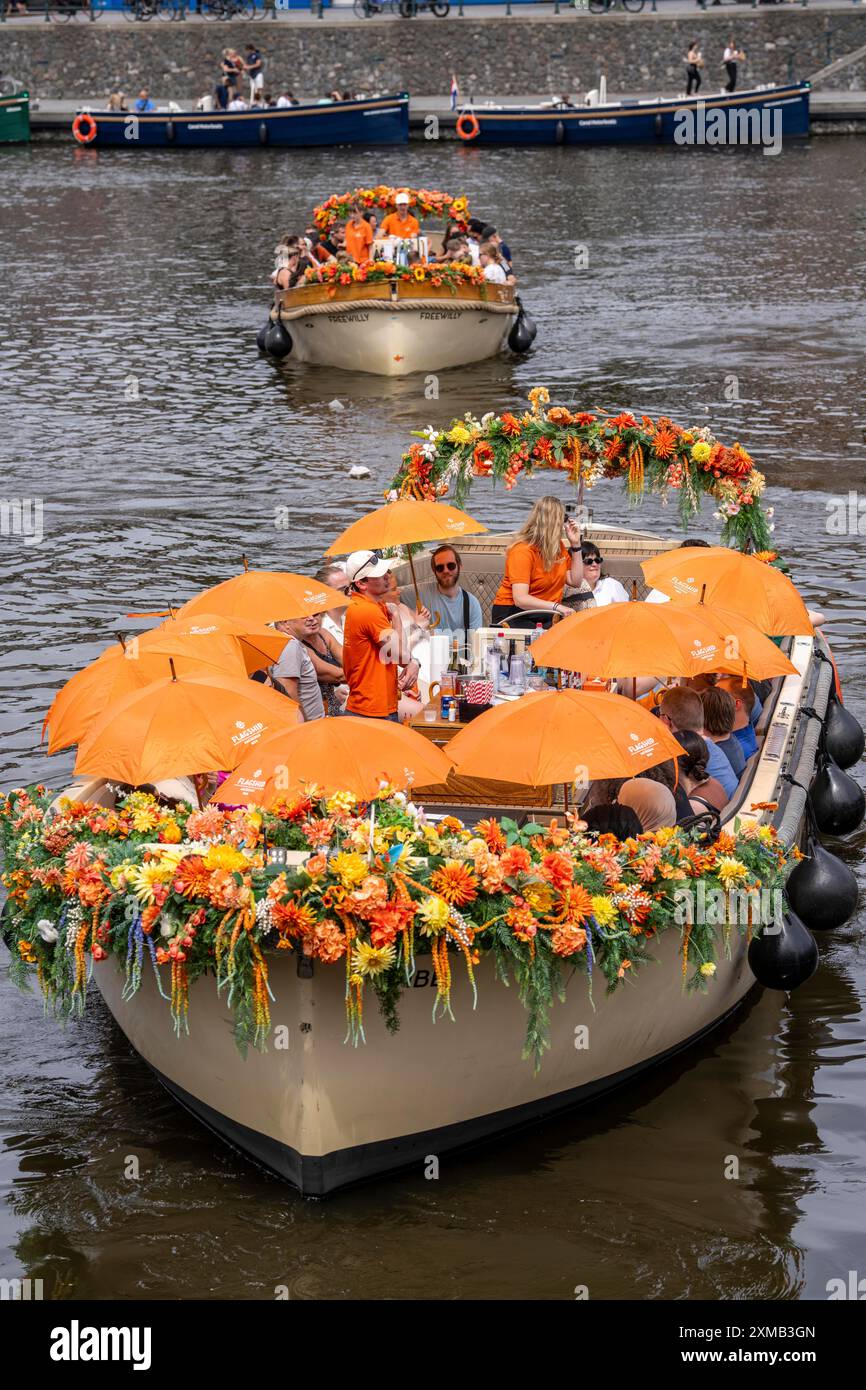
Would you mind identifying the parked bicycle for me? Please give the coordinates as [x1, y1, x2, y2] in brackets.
[122, 0, 176, 19]
[586, 0, 645, 13]
[202, 0, 257, 18]
[353, 0, 400, 15]
[47, 0, 106, 19]
[398, 0, 450, 16]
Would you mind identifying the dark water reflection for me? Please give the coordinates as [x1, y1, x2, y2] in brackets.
[0, 137, 864, 1300]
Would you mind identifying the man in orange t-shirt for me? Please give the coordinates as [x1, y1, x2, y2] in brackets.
[342, 550, 419, 720]
[379, 192, 420, 239]
[344, 203, 374, 264]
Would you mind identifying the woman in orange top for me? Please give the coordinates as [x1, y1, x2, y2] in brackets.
[492, 496, 584, 629]
[379, 194, 420, 239]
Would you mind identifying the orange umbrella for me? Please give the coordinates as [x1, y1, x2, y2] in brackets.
[641, 547, 813, 636]
[74, 671, 299, 784]
[326, 498, 486, 556]
[43, 636, 254, 755]
[139, 612, 287, 675]
[325, 497, 487, 607]
[447, 689, 685, 786]
[530, 601, 796, 682]
[216, 715, 454, 806]
[176, 563, 349, 625]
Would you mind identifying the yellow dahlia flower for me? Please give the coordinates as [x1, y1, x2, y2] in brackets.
[700, 962, 717, 977]
[716, 857, 749, 889]
[203, 844, 247, 874]
[590, 895, 618, 929]
[690, 441, 712, 464]
[331, 852, 368, 888]
[351, 940, 396, 977]
[416, 896, 451, 935]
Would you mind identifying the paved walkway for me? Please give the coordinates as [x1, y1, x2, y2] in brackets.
[2, 0, 863, 25]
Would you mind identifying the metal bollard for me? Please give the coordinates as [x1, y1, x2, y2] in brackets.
[554, 0, 560, 13]
[179, 0, 185, 19]
[458, 0, 463, 12]
[505, 0, 511, 13]
[650, 0, 656, 11]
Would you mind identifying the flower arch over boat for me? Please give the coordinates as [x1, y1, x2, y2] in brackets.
[390, 387, 774, 552]
[1, 785, 796, 1066]
[312, 186, 470, 233]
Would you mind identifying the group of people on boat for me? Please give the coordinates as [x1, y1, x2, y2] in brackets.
[271, 197, 515, 290]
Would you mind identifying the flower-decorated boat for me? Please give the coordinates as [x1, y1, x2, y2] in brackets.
[260, 187, 524, 377]
[2, 394, 862, 1196]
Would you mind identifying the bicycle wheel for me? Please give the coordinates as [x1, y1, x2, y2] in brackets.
[398, 0, 415, 15]
[238, 0, 256, 16]
[430, 0, 449, 13]
[156, 0, 176, 16]
[121, 0, 139, 17]
[352, 0, 368, 15]
[622, 0, 645, 11]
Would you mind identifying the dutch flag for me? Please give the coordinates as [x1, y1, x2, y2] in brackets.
[450, 75, 459, 112]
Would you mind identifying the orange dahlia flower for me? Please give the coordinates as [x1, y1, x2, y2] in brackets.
[430, 861, 478, 906]
[476, 818, 507, 854]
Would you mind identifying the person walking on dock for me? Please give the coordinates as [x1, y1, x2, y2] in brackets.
[685, 41, 704, 98]
[723, 38, 745, 94]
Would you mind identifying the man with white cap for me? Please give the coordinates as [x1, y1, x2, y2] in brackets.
[379, 192, 420, 240]
[341, 550, 419, 721]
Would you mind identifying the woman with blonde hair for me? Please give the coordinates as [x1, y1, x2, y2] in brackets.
[491, 495, 584, 628]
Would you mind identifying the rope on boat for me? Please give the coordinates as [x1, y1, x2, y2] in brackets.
[276, 297, 518, 322]
[776, 644, 834, 847]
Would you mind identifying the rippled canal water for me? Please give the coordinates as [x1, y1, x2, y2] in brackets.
[1, 137, 864, 1300]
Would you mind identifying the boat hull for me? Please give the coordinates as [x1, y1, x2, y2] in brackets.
[91, 633, 827, 1194]
[469, 83, 810, 147]
[95, 928, 756, 1197]
[275, 280, 517, 377]
[76, 94, 409, 149]
[0, 91, 30, 145]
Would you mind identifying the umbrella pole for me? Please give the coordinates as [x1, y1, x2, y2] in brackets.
[632, 676, 638, 702]
[368, 800, 376, 864]
[406, 546, 422, 612]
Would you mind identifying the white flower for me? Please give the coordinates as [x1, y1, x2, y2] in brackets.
[386, 489, 398, 502]
[37, 919, 58, 944]
[480, 411, 495, 428]
[159, 921, 174, 938]
[766, 507, 775, 517]
[769, 523, 775, 532]
[421, 426, 439, 442]
[420, 440, 437, 461]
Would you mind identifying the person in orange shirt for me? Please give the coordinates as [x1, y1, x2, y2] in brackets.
[344, 202, 374, 264]
[341, 550, 419, 720]
[491, 496, 584, 629]
[379, 192, 420, 239]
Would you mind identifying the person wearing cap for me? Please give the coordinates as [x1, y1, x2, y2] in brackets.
[342, 550, 419, 721]
[379, 193, 420, 239]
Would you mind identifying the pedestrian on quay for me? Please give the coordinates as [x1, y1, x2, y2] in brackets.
[723, 38, 745, 94]
[244, 43, 265, 105]
[685, 41, 704, 97]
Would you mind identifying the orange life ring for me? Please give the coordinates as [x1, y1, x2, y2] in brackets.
[72, 112, 97, 145]
[456, 111, 480, 142]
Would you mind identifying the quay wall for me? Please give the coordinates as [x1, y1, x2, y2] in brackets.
[1, 11, 865, 102]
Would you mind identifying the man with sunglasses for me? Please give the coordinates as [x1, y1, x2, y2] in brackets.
[341, 550, 419, 721]
[415, 546, 482, 660]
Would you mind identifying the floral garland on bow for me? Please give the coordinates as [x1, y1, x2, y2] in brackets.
[1, 786, 796, 1068]
[389, 387, 775, 552]
[313, 187, 470, 234]
[302, 258, 485, 294]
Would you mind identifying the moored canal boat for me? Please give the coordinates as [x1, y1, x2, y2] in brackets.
[0, 90, 30, 145]
[70, 93, 409, 149]
[457, 82, 810, 147]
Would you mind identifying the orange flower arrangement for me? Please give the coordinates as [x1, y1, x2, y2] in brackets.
[430, 861, 478, 906]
